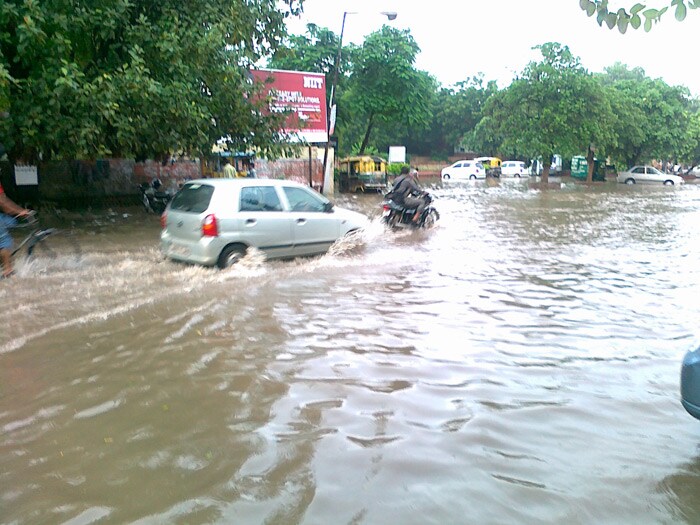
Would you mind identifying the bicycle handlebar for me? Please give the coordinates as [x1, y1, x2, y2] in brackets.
[14, 210, 37, 226]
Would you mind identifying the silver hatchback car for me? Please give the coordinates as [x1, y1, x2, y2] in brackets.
[161, 179, 369, 268]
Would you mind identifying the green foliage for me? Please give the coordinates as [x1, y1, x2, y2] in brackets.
[350, 142, 379, 156]
[387, 163, 409, 175]
[599, 62, 691, 166]
[419, 75, 497, 157]
[0, 0, 302, 162]
[479, 43, 616, 182]
[267, 23, 353, 102]
[580, 0, 700, 32]
[344, 26, 434, 155]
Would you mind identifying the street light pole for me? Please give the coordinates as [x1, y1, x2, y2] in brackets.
[320, 11, 397, 195]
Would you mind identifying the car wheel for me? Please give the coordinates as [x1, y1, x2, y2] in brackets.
[625, 178, 636, 185]
[442, 174, 451, 180]
[469, 174, 477, 180]
[515, 174, 521, 178]
[217, 244, 247, 269]
[664, 180, 674, 186]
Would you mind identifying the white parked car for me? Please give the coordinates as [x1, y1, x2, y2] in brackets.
[501, 161, 528, 178]
[441, 160, 485, 181]
[616, 166, 684, 186]
[161, 179, 369, 268]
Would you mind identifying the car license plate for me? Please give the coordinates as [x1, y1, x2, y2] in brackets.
[169, 243, 190, 257]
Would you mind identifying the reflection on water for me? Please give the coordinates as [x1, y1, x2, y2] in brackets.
[3, 181, 700, 523]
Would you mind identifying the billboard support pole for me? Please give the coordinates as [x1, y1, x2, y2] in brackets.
[320, 12, 348, 195]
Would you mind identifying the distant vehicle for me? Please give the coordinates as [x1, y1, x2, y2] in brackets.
[139, 179, 173, 214]
[570, 155, 606, 182]
[616, 166, 684, 186]
[474, 157, 502, 177]
[441, 160, 485, 180]
[161, 179, 369, 268]
[500, 161, 528, 178]
[338, 156, 388, 193]
[531, 154, 563, 175]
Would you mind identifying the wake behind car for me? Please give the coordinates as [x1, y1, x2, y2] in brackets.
[161, 179, 369, 268]
[617, 166, 684, 186]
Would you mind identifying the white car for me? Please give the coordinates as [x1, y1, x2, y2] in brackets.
[161, 179, 369, 268]
[441, 160, 485, 180]
[501, 161, 528, 178]
[616, 166, 684, 186]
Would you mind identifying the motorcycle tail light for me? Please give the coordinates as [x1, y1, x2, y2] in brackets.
[202, 214, 218, 237]
[383, 204, 391, 212]
[160, 211, 167, 229]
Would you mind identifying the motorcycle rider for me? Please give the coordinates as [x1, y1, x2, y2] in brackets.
[389, 166, 426, 223]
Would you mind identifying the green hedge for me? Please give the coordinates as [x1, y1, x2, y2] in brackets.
[387, 163, 409, 176]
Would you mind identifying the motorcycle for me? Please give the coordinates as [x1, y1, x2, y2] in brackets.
[138, 179, 173, 214]
[381, 192, 440, 229]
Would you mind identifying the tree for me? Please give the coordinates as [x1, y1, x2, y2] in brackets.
[581, 0, 700, 32]
[0, 0, 302, 163]
[421, 76, 498, 157]
[479, 43, 616, 183]
[343, 26, 433, 155]
[599, 63, 691, 167]
[267, 23, 353, 103]
[677, 109, 700, 169]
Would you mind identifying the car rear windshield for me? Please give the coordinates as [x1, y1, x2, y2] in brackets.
[169, 184, 215, 213]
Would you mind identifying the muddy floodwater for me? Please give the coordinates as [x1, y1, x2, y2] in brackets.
[3, 179, 700, 524]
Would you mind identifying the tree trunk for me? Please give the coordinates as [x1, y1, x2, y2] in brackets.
[541, 162, 550, 184]
[359, 113, 375, 155]
[586, 147, 595, 183]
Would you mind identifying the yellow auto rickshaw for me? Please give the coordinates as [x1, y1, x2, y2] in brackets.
[474, 156, 502, 177]
[338, 156, 388, 193]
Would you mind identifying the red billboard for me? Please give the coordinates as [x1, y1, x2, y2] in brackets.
[251, 68, 328, 144]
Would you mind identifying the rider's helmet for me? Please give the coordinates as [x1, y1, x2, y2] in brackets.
[152, 178, 162, 190]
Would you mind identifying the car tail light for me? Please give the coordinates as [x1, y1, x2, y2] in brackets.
[160, 211, 167, 229]
[201, 214, 218, 237]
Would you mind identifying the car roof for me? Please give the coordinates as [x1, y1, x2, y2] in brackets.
[183, 178, 306, 188]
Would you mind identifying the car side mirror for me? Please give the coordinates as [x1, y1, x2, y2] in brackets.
[323, 201, 334, 213]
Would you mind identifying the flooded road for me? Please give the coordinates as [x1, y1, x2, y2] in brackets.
[3, 179, 700, 524]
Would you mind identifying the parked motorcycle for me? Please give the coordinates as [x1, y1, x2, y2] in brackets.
[381, 192, 440, 229]
[138, 179, 173, 214]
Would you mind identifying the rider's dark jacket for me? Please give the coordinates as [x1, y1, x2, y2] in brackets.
[389, 175, 422, 205]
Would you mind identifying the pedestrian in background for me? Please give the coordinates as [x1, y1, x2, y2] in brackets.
[222, 159, 236, 178]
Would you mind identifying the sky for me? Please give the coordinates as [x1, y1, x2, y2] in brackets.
[284, 0, 700, 96]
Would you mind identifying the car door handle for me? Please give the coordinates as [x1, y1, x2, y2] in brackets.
[296, 218, 307, 224]
[245, 218, 257, 225]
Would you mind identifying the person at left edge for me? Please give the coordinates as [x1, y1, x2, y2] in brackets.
[0, 182, 31, 278]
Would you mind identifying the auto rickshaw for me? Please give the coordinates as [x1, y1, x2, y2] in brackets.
[474, 156, 502, 177]
[571, 155, 606, 182]
[338, 156, 388, 193]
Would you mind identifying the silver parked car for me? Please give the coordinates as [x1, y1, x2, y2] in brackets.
[616, 166, 684, 186]
[161, 179, 369, 268]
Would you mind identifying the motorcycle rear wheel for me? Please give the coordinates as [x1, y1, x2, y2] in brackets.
[385, 213, 400, 229]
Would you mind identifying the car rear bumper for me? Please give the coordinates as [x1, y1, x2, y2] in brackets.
[161, 232, 221, 266]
